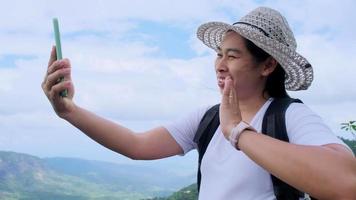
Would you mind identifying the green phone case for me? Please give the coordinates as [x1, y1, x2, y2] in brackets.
[53, 18, 68, 97]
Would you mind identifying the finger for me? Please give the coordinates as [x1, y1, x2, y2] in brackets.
[229, 88, 234, 104]
[44, 46, 56, 83]
[48, 46, 57, 68]
[229, 82, 240, 113]
[47, 58, 71, 75]
[47, 67, 71, 85]
[65, 81, 74, 98]
[228, 78, 237, 103]
[222, 76, 233, 105]
[45, 68, 71, 92]
[50, 80, 71, 100]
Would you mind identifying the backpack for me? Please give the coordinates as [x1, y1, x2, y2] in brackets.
[193, 98, 316, 200]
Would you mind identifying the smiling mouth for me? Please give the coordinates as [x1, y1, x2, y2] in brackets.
[218, 77, 225, 89]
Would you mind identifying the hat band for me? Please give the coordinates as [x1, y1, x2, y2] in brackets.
[233, 22, 269, 37]
[233, 21, 293, 48]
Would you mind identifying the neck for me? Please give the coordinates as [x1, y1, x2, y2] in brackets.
[239, 94, 269, 113]
[237, 89, 270, 122]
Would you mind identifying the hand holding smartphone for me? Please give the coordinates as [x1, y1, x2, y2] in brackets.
[52, 18, 68, 97]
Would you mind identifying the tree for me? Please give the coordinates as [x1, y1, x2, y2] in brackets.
[340, 121, 356, 141]
[340, 120, 356, 154]
[339, 138, 356, 155]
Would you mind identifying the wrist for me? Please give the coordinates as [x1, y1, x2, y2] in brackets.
[223, 119, 242, 138]
[59, 102, 78, 121]
[228, 121, 255, 150]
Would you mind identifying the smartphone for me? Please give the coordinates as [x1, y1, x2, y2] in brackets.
[53, 18, 68, 97]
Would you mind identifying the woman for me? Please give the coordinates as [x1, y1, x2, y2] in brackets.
[42, 7, 356, 200]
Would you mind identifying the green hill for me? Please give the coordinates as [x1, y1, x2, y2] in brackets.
[0, 151, 195, 200]
[142, 184, 198, 200]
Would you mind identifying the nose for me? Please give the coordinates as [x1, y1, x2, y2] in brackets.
[215, 56, 228, 73]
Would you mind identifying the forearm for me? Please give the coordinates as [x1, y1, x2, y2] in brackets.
[64, 104, 138, 159]
[238, 130, 356, 200]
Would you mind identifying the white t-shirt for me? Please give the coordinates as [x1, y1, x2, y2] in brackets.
[164, 98, 348, 200]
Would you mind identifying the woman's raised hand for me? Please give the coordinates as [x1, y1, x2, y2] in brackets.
[219, 76, 242, 139]
[41, 46, 75, 118]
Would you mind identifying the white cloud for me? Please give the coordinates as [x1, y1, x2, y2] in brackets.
[71, 55, 218, 120]
[295, 33, 356, 102]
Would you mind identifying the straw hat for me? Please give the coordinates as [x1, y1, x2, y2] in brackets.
[197, 7, 313, 91]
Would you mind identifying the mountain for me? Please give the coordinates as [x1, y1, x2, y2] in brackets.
[0, 151, 195, 200]
[143, 184, 198, 200]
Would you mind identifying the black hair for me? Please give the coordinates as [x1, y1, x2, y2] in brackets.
[243, 38, 289, 98]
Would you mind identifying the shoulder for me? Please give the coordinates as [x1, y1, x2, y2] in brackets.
[182, 104, 215, 125]
[285, 101, 326, 134]
[285, 102, 347, 147]
[163, 104, 216, 154]
[286, 101, 316, 119]
[285, 101, 326, 126]
[165, 104, 213, 132]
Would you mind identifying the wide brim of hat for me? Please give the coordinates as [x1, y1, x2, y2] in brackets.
[197, 21, 313, 91]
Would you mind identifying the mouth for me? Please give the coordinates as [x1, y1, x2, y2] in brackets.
[217, 77, 226, 89]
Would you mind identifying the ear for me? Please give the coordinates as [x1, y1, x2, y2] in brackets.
[261, 57, 277, 77]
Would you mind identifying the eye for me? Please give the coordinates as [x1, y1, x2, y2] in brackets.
[216, 53, 222, 58]
[228, 55, 237, 59]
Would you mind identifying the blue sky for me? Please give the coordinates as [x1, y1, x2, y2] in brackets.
[0, 0, 355, 170]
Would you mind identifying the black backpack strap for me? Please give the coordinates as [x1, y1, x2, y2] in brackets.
[262, 98, 306, 200]
[193, 104, 220, 192]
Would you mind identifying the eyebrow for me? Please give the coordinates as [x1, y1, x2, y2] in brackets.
[217, 46, 243, 55]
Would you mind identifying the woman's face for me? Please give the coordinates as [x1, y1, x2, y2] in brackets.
[215, 31, 265, 95]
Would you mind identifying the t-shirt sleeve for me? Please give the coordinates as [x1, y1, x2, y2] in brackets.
[286, 103, 348, 148]
[163, 106, 210, 155]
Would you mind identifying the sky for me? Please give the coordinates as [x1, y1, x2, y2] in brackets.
[0, 0, 355, 169]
